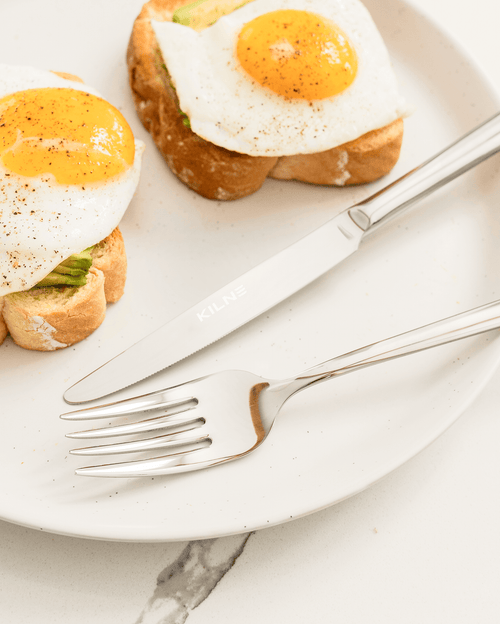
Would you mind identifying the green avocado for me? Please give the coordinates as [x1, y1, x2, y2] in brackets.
[173, 0, 254, 29]
[35, 247, 94, 288]
[160, 63, 191, 128]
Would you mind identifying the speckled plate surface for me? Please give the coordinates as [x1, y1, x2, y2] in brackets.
[0, 0, 499, 541]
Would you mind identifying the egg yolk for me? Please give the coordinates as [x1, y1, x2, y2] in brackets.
[236, 9, 357, 100]
[0, 88, 135, 185]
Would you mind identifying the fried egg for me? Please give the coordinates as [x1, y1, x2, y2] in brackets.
[0, 65, 144, 296]
[152, 0, 408, 156]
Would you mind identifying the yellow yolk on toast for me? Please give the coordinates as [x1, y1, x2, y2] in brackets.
[236, 10, 357, 100]
[0, 88, 135, 185]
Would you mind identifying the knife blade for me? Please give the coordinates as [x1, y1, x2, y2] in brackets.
[64, 112, 500, 404]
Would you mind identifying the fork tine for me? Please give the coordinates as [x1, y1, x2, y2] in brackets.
[66, 411, 203, 440]
[74, 446, 220, 478]
[60, 389, 197, 421]
[70, 428, 210, 456]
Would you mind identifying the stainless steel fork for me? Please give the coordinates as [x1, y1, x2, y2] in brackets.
[61, 299, 500, 477]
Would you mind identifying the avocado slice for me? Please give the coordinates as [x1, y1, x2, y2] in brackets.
[35, 248, 94, 288]
[173, 0, 254, 30]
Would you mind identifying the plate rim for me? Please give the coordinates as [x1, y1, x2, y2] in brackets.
[1, 0, 500, 542]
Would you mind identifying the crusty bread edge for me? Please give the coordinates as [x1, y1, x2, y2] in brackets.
[127, 0, 404, 200]
[4, 268, 107, 352]
[269, 118, 404, 186]
[0, 298, 7, 346]
[91, 227, 128, 303]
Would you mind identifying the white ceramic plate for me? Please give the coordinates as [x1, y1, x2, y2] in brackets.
[0, 0, 499, 542]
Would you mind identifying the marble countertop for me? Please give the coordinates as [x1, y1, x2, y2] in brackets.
[1, 0, 500, 622]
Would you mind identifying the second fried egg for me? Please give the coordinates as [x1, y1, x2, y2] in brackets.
[152, 0, 409, 157]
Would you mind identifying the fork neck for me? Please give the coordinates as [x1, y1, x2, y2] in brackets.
[276, 298, 500, 404]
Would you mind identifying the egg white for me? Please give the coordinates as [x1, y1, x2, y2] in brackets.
[152, 0, 409, 157]
[0, 65, 144, 297]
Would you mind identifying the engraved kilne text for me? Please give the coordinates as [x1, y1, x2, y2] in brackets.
[197, 285, 247, 321]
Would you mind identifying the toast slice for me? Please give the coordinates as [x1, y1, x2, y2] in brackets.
[127, 0, 404, 200]
[1, 227, 127, 351]
[3, 268, 107, 351]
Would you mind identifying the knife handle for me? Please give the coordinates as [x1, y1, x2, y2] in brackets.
[349, 111, 500, 231]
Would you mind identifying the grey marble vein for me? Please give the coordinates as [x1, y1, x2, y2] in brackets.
[134, 533, 252, 624]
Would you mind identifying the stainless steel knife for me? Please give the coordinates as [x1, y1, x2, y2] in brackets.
[64, 112, 500, 404]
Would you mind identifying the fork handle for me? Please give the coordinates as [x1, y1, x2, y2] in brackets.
[290, 299, 500, 391]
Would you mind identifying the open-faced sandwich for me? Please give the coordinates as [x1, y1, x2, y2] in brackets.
[0, 65, 144, 351]
[127, 0, 409, 200]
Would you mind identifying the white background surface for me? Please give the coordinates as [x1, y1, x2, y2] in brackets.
[1, 0, 500, 622]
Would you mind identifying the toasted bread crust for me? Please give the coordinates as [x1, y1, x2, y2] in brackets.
[91, 227, 127, 303]
[127, 0, 404, 200]
[52, 71, 85, 83]
[3, 268, 107, 351]
[0, 298, 7, 346]
[269, 118, 404, 185]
